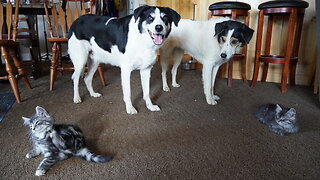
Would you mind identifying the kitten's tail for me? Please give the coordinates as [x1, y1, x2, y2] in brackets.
[77, 148, 113, 163]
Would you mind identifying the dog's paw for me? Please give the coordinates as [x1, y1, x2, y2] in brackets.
[172, 83, 181, 88]
[91, 92, 102, 98]
[35, 169, 46, 176]
[147, 104, 160, 112]
[73, 97, 82, 104]
[206, 98, 217, 105]
[213, 95, 220, 100]
[163, 86, 170, 92]
[126, 106, 138, 115]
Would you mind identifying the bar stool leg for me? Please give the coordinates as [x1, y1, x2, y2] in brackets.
[251, 10, 264, 87]
[281, 9, 297, 92]
[241, 12, 250, 83]
[290, 13, 305, 86]
[261, 15, 273, 82]
[227, 59, 233, 87]
[226, 11, 238, 87]
[97, 64, 106, 86]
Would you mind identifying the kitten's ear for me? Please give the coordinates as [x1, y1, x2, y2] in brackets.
[275, 104, 282, 114]
[22, 117, 30, 125]
[286, 108, 296, 117]
[36, 106, 50, 117]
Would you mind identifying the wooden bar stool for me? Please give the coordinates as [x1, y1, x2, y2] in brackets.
[208, 1, 251, 87]
[250, 0, 309, 92]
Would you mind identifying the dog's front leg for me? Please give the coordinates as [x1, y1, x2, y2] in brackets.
[211, 65, 220, 101]
[202, 62, 217, 105]
[121, 67, 137, 114]
[140, 68, 160, 112]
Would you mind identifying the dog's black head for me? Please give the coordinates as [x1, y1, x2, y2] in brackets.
[214, 20, 254, 47]
[133, 5, 181, 45]
[213, 20, 254, 59]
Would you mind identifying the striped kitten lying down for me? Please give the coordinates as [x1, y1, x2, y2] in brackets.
[22, 106, 112, 176]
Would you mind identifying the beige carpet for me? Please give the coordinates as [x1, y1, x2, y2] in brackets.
[0, 62, 320, 179]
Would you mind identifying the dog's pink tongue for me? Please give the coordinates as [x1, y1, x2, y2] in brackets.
[152, 34, 163, 45]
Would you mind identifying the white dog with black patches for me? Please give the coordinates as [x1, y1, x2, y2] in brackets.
[160, 18, 254, 105]
[67, 5, 180, 114]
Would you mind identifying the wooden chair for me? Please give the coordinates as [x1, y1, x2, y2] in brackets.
[0, 1, 32, 103]
[208, 1, 251, 87]
[44, 0, 106, 91]
[250, 0, 309, 92]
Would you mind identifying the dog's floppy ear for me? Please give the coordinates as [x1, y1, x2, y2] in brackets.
[214, 21, 228, 37]
[239, 24, 254, 46]
[134, 5, 150, 22]
[163, 7, 181, 27]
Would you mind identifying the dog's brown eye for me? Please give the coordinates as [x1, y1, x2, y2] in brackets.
[220, 36, 226, 43]
[231, 39, 239, 45]
[148, 15, 154, 21]
[162, 15, 168, 22]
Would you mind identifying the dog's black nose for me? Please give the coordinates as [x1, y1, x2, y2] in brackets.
[155, 25, 163, 32]
[220, 53, 227, 59]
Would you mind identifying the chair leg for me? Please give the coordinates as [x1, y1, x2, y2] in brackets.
[227, 59, 233, 87]
[50, 43, 58, 91]
[251, 10, 264, 87]
[1, 47, 21, 103]
[97, 64, 106, 86]
[57, 43, 63, 75]
[9, 48, 32, 89]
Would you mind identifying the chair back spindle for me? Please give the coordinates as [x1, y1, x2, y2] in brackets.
[0, 1, 19, 41]
[44, 0, 92, 39]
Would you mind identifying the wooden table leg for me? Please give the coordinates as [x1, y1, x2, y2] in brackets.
[27, 15, 42, 79]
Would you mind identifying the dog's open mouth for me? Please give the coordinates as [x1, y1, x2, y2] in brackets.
[148, 30, 164, 45]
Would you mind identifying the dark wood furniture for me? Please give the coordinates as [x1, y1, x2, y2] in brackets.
[0, 1, 32, 103]
[250, 0, 309, 92]
[208, 1, 251, 87]
[316, 1, 320, 101]
[44, 0, 106, 91]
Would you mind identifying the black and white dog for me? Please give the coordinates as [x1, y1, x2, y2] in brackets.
[159, 18, 254, 105]
[68, 5, 180, 114]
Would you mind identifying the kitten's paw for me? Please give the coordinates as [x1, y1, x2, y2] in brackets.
[73, 97, 82, 104]
[35, 169, 46, 176]
[206, 97, 217, 105]
[213, 95, 220, 100]
[126, 106, 138, 115]
[172, 83, 181, 88]
[26, 153, 31, 158]
[163, 86, 170, 92]
[147, 104, 160, 112]
[26, 152, 39, 159]
[91, 92, 102, 98]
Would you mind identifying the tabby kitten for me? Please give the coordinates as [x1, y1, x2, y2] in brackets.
[22, 106, 112, 176]
[255, 104, 299, 136]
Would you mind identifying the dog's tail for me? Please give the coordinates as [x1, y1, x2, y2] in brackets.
[77, 148, 113, 163]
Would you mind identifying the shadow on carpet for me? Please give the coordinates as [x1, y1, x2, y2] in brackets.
[0, 92, 15, 122]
